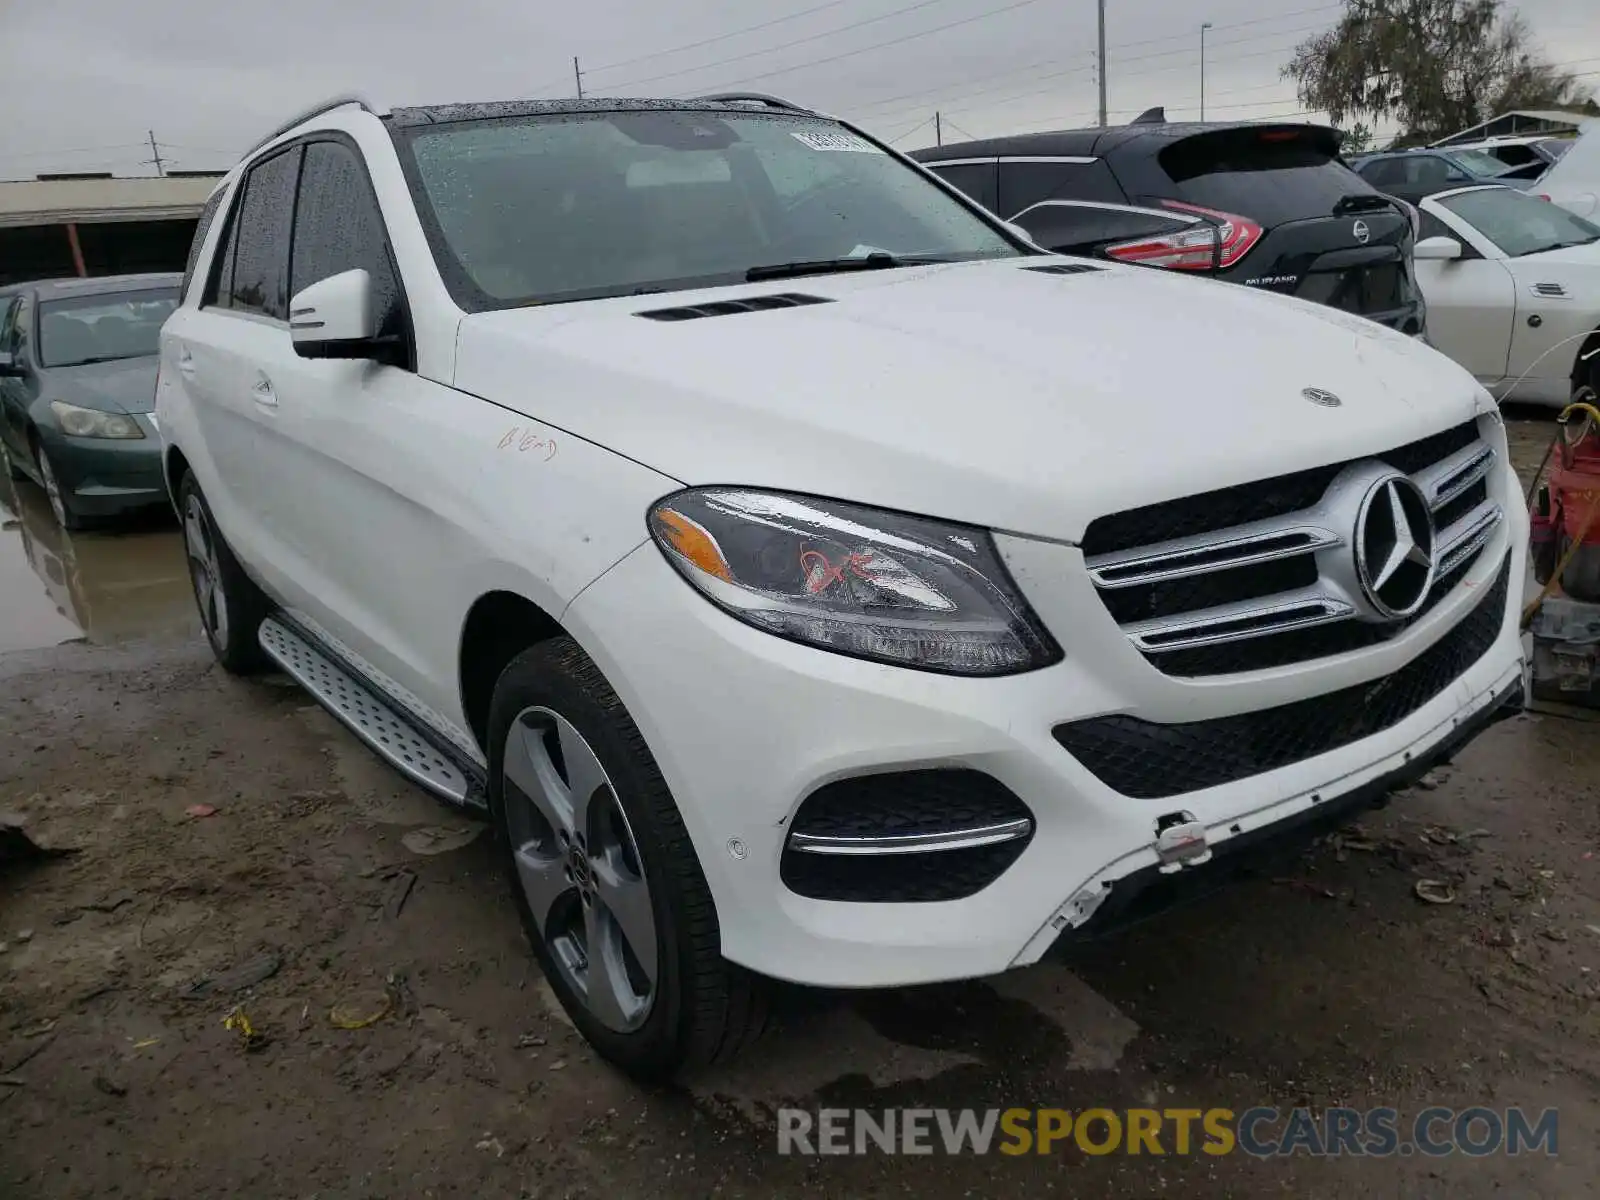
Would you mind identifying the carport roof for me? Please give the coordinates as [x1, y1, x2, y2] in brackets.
[0, 175, 222, 228]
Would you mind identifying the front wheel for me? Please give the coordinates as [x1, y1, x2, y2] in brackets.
[487, 637, 768, 1081]
[178, 472, 271, 674]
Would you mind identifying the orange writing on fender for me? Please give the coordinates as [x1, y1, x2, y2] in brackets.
[497, 426, 558, 461]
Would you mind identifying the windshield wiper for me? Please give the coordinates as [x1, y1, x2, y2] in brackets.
[745, 251, 909, 282]
[58, 354, 143, 367]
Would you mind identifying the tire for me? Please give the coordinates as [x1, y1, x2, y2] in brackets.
[33, 442, 84, 531]
[177, 471, 271, 674]
[487, 637, 768, 1081]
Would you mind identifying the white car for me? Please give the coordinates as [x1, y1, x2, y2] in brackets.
[159, 93, 1527, 1079]
[1532, 122, 1600, 219]
[1412, 184, 1600, 405]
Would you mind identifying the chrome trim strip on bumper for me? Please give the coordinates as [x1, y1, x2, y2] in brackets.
[789, 818, 1034, 855]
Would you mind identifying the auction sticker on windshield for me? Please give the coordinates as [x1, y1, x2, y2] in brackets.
[792, 129, 880, 153]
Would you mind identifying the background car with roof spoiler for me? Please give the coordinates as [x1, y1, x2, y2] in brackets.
[0, 273, 180, 529]
[161, 91, 1526, 1083]
[912, 116, 1426, 336]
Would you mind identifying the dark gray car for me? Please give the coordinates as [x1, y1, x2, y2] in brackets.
[0, 273, 180, 529]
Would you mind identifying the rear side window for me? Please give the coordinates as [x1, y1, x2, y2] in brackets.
[1, 295, 30, 359]
[226, 147, 302, 320]
[929, 162, 999, 212]
[290, 140, 408, 348]
[1154, 128, 1373, 225]
[1358, 158, 1404, 186]
[999, 160, 1125, 217]
[181, 186, 227, 304]
[1015, 202, 1187, 254]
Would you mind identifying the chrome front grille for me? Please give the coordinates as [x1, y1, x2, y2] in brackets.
[1083, 419, 1503, 677]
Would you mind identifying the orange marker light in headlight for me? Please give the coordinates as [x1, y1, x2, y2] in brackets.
[656, 507, 733, 581]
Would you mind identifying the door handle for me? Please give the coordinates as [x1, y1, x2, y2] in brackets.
[176, 347, 196, 376]
[251, 374, 278, 408]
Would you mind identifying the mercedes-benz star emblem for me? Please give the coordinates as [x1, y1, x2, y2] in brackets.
[1302, 387, 1342, 407]
[1352, 219, 1371, 244]
[1354, 474, 1436, 619]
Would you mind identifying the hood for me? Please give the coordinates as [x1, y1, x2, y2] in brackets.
[454, 258, 1491, 541]
[44, 355, 159, 414]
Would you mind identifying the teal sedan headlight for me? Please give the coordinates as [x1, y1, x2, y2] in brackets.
[49, 400, 144, 440]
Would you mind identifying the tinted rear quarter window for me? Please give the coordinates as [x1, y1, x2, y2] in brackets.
[999, 160, 1125, 216]
[229, 147, 302, 319]
[181, 186, 227, 304]
[1153, 128, 1374, 225]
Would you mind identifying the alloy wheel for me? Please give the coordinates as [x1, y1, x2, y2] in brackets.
[502, 706, 658, 1032]
[183, 494, 229, 648]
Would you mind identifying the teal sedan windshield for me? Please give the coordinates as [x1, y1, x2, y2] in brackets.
[39, 288, 179, 368]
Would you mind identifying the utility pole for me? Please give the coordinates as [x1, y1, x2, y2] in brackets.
[573, 56, 585, 99]
[146, 130, 166, 177]
[1096, 0, 1108, 127]
[1199, 22, 1213, 122]
[935, 111, 942, 146]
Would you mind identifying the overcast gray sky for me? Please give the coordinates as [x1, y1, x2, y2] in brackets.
[1, 0, 1596, 177]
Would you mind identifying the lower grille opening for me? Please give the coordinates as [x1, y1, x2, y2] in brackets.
[780, 769, 1034, 903]
[1054, 553, 1510, 799]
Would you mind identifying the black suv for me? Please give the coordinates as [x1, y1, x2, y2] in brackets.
[913, 119, 1424, 334]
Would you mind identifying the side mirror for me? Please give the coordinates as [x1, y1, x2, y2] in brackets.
[0, 350, 21, 377]
[1413, 236, 1463, 261]
[290, 269, 380, 360]
[1004, 220, 1041, 247]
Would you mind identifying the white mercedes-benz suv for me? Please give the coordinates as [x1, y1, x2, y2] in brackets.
[158, 92, 1526, 1079]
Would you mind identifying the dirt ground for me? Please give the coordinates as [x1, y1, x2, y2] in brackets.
[2, 412, 1597, 1199]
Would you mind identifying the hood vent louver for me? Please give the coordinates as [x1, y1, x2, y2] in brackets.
[636, 292, 833, 322]
[1023, 262, 1105, 276]
[1531, 282, 1567, 298]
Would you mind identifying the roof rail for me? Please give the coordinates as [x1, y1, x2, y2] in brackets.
[690, 92, 807, 112]
[246, 93, 379, 158]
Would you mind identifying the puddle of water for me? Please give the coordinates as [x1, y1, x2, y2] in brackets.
[0, 474, 196, 653]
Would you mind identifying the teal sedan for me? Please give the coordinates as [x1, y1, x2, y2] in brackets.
[0, 273, 180, 529]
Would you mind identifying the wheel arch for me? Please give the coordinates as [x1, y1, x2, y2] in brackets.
[1573, 324, 1600, 394]
[164, 443, 191, 515]
[458, 590, 567, 756]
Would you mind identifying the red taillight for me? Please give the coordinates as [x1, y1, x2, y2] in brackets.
[1537, 193, 1552, 202]
[1103, 200, 1263, 271]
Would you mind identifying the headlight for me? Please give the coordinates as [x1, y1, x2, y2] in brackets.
[648, 488, 1061, 675]
[50, 400, 144, 440]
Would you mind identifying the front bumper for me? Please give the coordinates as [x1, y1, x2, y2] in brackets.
[38, 415, 166, 516]
[563, 477, 1527, 990]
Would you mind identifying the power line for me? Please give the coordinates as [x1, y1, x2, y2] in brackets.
[846, 10, 1340, 119]
[620, 0, 1048, 95]
[607, 0, 982, 92]
[587, 0, 854, 74]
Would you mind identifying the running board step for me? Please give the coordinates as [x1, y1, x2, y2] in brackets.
[258, 617, 476, 806]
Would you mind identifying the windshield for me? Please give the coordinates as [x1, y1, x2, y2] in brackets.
[394, 109, 1022, 308]
[38, 288, 179, 368]
[1449, 148, 1515, 178]
[1440, 187, 1600, 256]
